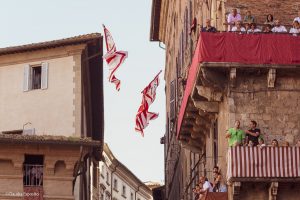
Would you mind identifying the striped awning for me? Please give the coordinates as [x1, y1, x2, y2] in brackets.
[227, 146, 300, 181]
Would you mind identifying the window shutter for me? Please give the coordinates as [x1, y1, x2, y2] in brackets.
[23, 64, 30, 91]
[41, 62, 48, 89]
[170, 80, 176, 122]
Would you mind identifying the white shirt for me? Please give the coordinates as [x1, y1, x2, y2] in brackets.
[289, 27, 300, 35]
[227, 13, 242, 24]
[231, 26, 246, 32]
[203, 181, 213, 192]
[247, 28, 261, 33]
[272, 25, 287, 33]
[294, 17, 300, 23]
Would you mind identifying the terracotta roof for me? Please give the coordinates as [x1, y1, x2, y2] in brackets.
[0, 133, 102, 147]
[0, 33, 102, 56]
[150, 0, 162, 41]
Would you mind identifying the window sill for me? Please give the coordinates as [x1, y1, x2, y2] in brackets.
[113, 188, 119, 192]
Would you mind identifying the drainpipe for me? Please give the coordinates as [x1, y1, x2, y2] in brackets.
[111, 162, 120, 199]
[135, 184, 143, 200]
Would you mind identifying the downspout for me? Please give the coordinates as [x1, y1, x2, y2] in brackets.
[111, 162, 120, 199]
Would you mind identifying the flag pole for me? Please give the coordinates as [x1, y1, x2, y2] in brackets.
[141, 70, 162, 93]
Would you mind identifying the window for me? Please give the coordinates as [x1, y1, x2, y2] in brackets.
[101, 165, 105, 178]
[23, 63, 48, 91]
[130, 192, 134, 200]
[23, 155, 44, 186]
[93, 163, 98, 188]
[113, 178, 118, 191]
[106, 172, 110, 185]
[122, 185, 126, 197]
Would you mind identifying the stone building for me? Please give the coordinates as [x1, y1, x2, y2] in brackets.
[91, 143, 153, 200]
[150, 0, 300, 200]
[0, 33, 104, 200]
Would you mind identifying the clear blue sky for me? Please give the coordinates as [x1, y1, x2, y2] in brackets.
[0, 0, 165, 182]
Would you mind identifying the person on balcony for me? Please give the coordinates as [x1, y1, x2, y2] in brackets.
[271, 139, 279, 147]
[289, 21, 300, 36]
[264, 14, 274, 26]
[226, 120, 245, 147]
[231, 21, 246, 32]
[296, 139, 300, 147]
[201, 19, 217, 32]
[245, 120, 260, 146]
[263, 24, 273, 33]
[227, 8, 242, 31]
[247, 23, 261, 33]
[199, 176, 213, 199]
[258, 138, 266, 148]
[243, 10, 255, 24]
[192, 184, 200, 200]
[271, 20, 287, 33]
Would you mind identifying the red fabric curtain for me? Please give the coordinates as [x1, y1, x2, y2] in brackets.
[198, 32, 300, 65]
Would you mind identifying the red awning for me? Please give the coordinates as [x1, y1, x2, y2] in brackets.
[177, 32, 300, 137]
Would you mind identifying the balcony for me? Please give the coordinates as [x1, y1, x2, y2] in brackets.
[227, 146, 300, 182]
[176, 32, 300, 150]
[23, 164, 44, 200]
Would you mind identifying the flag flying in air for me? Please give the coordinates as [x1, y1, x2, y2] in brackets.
[135, 70, 162, 136]
[103, 25, 128, 91]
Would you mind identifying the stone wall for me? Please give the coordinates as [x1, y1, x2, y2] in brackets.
[230, 72, 300, 146]
[226, 0, 300, 25]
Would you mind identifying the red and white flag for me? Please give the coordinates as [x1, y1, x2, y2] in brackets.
[103, 25, 128, 91]
[135, 70, 162, 136]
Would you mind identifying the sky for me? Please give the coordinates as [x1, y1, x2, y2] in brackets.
[0, 0, 165, 182]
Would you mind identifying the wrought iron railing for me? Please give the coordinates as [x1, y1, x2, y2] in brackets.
[23, 164, 43, 186]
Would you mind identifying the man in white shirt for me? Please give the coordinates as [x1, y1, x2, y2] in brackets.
[227, 8, 242, 31]
[199, 176, 213, 193]
[272, 20, 287, 33]
[231, 21, 246, 32]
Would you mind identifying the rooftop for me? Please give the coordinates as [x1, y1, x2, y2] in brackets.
[0, 33, 102, 56]
[0, 133, 102, 147]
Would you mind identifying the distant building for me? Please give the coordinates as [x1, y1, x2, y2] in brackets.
[150, 0, 300, 200]
[91, 143, 153, 200]
[0, 33, 104, 200]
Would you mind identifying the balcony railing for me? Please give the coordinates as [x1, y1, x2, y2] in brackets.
[23, 164, 43, 186]
[227, 146, 300, 182]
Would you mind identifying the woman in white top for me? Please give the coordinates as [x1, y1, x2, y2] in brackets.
[289, 21, 300, 36]
[231, 21, 246, 32]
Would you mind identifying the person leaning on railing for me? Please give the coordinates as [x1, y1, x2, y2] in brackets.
[271, 20, 287, 33]
[289, 21, 300, 36]
[201, 19, 217, 32]
[231, 21, 246, 32]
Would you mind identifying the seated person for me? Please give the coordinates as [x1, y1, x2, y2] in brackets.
[264, 14, 274, 26]
[231, 21, 246, 32]
[199, 176, 213, 198]
[271, 139, 279, 147]
[213, 166, 220, 174]
[284, 141, 290, 147]
[226, 120, 245, 147]
[201, 19, 217, 32]
[227, 8, 242, 31]
[247, 23, 261, 33]
[289, 21, 300, 36]
[244, 10, 255, 24]
[271, 20, 287, 33]
[257, 138, 266, 148]
[192, 184, 200, 200]
[263, 24, 273, 33]
[245, 120, 260, 146]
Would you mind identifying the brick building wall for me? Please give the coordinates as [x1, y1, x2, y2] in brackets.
[226, 0, 300, 25]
